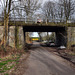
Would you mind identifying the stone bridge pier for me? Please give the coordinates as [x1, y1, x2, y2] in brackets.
[55, 29, 67, 46]
[0, 26, 74, 49]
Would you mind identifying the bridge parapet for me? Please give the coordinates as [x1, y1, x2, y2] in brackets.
[0, 17, 75, 27]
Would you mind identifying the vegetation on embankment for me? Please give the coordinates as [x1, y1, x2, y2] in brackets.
[0, 46, 27, 75]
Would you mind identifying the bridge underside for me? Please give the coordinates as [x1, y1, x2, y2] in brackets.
[23, 26, 67, 46]
[23, 26, 65, 32]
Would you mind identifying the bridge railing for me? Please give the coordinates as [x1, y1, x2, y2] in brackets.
[0, 17, 75, 24]
[44, 18, 75, 23]
[0, 17, 35, 23]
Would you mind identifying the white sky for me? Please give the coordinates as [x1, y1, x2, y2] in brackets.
[42, 0, 58, 3]
[31, 32, 52, 37]
[42, 0, 49, 4]
[32, 32, 39, 37]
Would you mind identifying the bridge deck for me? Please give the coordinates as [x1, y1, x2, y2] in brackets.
[0, 21, 75, 27]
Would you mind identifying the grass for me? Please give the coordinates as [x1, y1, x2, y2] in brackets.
[0, 60, 14, 73]
[4, 73, 9, 75]
[0, 54, 21, 74]
[0, 62, 7, 68]
[0, 58, 2, 60]
[0, 45, 26, 74]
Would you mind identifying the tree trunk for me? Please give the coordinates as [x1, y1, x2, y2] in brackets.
[3, 14, 9, 48]
[47, 32, 49, 41]
[26, 32, 30, 43]
[3, 0, 12, 48]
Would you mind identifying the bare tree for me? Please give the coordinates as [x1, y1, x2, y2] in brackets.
[22, 0, 41, 16]
[13, 0, 41, 19]
[42, 0, 75, 23]
[58, 0, 75, 22]
[3, 0, 12, 48]
[0, 0, 21, 48]
[42, 1, 56, 22]
[56, 1, 64, 22]
[38, 32, 42, 42]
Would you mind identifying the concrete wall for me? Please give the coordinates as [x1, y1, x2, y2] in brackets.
[68, 27, 75, 46]
[9, 26, 24, 48]
[18, 26, 24, 48]
[9, 26, 15, 47]
[0, 26, 24, 48]
[0, 26, 3, 40]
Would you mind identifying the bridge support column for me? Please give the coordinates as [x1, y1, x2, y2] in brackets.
[67, 27, 75, 49]
[23, 27, 29, 51]
[55, 28, 67, 47]
[23, 27, 26, 48]
[15, 26, 19, 48]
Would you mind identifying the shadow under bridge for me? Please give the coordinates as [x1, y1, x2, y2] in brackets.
[23, 26, 67, 46]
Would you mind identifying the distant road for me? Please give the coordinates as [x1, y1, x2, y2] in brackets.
[24, 42, 75, 75]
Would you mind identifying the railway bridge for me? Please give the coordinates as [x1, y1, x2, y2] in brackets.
[0, 18, 75, 48]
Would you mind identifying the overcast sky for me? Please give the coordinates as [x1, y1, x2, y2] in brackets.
[42, 0, 58, 3]
[42, 0, 49, 4]
[31, 32, 52, 37]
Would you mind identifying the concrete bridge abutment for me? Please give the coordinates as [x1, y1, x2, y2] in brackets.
[0, 26, 75, 49]
[55, 27, 67, 46]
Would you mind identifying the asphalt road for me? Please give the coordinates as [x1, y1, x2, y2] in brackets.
[24, 42, 75, 75]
